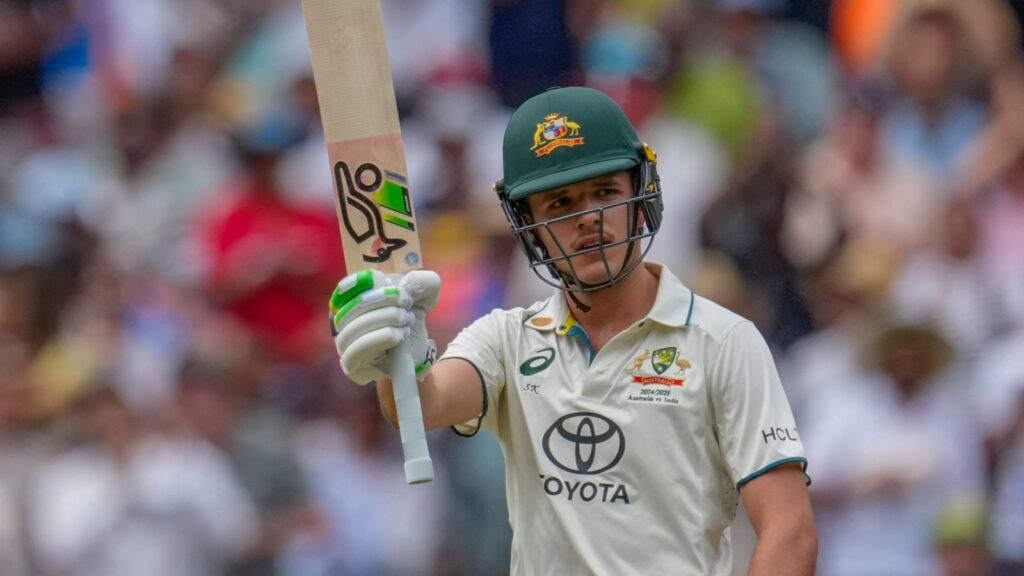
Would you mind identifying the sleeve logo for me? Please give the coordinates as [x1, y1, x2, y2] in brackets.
[762, 427, 800, 444]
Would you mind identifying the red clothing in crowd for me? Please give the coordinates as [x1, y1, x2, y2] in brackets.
[198, 183, 344, 360]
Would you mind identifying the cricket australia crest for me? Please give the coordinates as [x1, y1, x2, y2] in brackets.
[651, 347, 677, 375]
[627, 347, 685, 388]
[531, 113, 584, 157]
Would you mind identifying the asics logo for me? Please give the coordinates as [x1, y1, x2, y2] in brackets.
[520, 347, 556, 375]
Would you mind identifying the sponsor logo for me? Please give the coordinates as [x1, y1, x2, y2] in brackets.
[333, 161, 415, 264]
[762, 426, 800, 444]
[538, 474, 630, 504]
[542, 412, 625, 475]
[520, 347, 556, 376]
[531, 113, 584, 157]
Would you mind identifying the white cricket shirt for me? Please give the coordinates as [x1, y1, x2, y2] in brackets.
[442, 263, 807, 575]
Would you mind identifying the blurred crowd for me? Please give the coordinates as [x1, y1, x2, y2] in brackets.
[1, 0, 1023, 575]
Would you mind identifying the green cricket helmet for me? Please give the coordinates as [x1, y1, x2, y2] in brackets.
[494, 86, 663, 292]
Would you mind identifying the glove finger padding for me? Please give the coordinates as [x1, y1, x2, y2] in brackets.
[394, 274, 440, 381]
[330, 269, 389, 315]
[335, 305, 413, 357]
[398, 270, 441, 310]
[341, 325, 411, 386]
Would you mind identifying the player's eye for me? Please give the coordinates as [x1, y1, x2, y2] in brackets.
[548, 196, 571, 210]
[595, 187, 627, 201]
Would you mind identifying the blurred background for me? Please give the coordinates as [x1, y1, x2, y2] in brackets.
[1, 0, 1023, 574]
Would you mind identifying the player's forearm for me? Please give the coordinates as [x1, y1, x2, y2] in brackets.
[375, 377, 399, 427]
[375, 358, 484, 431]
[746, 517, 818, 576]
[374, 374, 449, 431]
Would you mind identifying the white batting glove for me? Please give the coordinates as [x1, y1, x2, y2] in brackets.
[329, 269, 441, 385]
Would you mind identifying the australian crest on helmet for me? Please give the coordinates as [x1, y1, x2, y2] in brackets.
[532, 113, 584, 157]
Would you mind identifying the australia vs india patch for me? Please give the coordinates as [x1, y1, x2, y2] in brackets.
[625, 348, 691, 405]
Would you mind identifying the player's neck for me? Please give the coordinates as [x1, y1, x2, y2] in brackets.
[565, 262, 659, 351]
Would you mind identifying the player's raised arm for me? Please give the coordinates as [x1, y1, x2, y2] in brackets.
[378, 359, 485, 431]
[329, 269, 484, 431]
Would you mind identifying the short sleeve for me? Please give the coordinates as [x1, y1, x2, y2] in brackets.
[709, 321, 808, 488]
[440, 310, 508, 436]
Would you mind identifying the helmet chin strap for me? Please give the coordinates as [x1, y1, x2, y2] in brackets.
[567, 290, 592, 314]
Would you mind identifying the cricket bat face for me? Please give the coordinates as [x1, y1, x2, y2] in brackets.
[301, 0, 421, 275]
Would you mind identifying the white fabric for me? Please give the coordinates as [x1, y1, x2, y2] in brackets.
[778, 321, 865, 423]
[803, 371, 985, 576]
[992, 438, 1024, 563]
[441, 262, 805, 576]
[974, 327, 1024, 562]
[27, 435, 257, 576]
[888, 251, 1001, 363]
[972, 327, 1024, 437]
[291, 418, 448, 575]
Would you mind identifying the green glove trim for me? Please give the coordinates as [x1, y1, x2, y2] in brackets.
[415, 360, 432, 376]
[330, 269, 376, 315]
[414, 340, 438, 379]
[332, 286, 401, 328]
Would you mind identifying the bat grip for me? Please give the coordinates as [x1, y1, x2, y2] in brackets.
[387, 339, 434, 484]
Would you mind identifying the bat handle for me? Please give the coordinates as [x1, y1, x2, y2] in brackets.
[387, 339, 434, 484]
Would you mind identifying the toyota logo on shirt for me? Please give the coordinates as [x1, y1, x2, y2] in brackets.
[542, 412, 625, 475]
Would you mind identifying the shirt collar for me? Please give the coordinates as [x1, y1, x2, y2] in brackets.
[644, 262, 694, 328]
[522, 261, 694, 332]
[523, 290, 569, 332]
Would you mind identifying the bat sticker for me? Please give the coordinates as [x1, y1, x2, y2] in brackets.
[333, 160, 415, 263]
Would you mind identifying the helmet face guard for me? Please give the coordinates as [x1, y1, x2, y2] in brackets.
[495, 86, 663, 292]
[497, 155, 663, 292]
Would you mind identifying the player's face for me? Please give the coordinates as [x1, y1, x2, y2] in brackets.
[526, 171, 640, 286]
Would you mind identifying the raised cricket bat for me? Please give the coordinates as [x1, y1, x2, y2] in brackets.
[300, 0, 433, 484]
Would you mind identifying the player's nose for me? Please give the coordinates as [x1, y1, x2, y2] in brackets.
[573, 196, 604, 228]
[575, 206, 601, 230]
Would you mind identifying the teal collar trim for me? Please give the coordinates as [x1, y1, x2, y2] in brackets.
[643, 262, 694, 328]
[685, 288, 695, 327]
[566, 324, 596, 363]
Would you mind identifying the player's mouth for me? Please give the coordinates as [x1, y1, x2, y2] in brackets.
[572, 233, 613, 253]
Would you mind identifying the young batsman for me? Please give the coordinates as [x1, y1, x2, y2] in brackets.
[329, 86, 817, 575]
